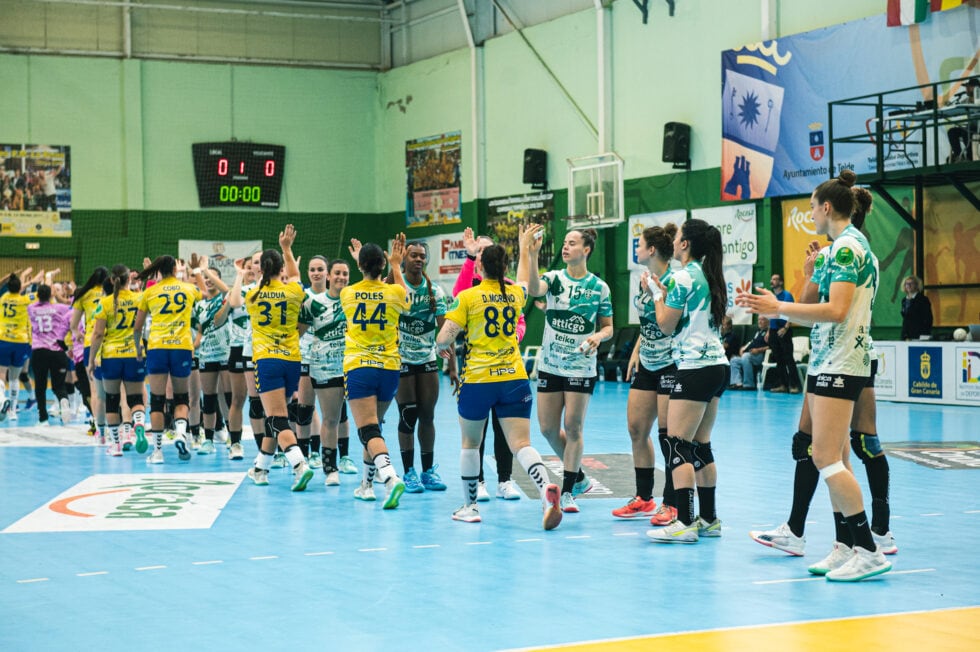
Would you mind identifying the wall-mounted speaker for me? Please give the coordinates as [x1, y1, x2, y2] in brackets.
[662, 122, 691, 169]
[523, 148, 547, 187]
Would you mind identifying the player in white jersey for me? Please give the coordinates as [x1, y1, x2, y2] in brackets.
[225, 252, 264, 453]
[191, 257, 233, 457]
[394, 241, 456, 494]
[526, 228, 614, 513]
[292, 258, 325, 469]
[613, 223, 679, 522]
[738, 171, 890, 582]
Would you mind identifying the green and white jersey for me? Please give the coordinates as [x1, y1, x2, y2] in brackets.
[299, 286, 317, 362]
[228, 282, 254, 350]
[298, 290, 346, 381]
[808, 225, 877, 378]
[398, 277, 447, 366]
[634, 268, 674, 372]
[664, 261, 728, 370]
[538, 269, 613, 378]
[194, 293, 230, 364]
[239, 282, 257, 356]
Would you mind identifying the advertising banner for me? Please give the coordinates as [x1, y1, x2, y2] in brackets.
[625, 211, 685, 324]
[178, 239, 263, 287]
[0, 144, 71, 237]
[390, 232, 467, 299]
[486, 192, 556, 277]
[406, 132, 462, 228]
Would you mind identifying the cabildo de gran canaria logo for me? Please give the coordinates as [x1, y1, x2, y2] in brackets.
[920, 350, 931, 380]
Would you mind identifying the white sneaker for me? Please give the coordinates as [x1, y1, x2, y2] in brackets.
[228, 442, 244, 460]
[476, 481, 490, 502]
[646, 519, 699, 544]
[338, 456, 358, 474]
[247, 467, 269, 486]
[324, 470, 340, 486]
[826, 545, 892, 582]
[696, 516, 722, 538]
[174, 434, 191, 461]
[452, 504, 481, 523]
[59, 398, 71, 420]
[873, 530, 898, 555]
[808, 542, 853, 575]
[750, 523, 805, 556]
[106, 441, 123, 457]
[308, 452, 322, 469]
[290, 462, 314, 492]
[0, 398, 10, 422]
[147, 449, 165, 465]
[496, 480, 522, 500]
[560, 492, 579, 514]
[271, 452, 287, 468]
[215, 428, 229, 444]
[354, 481, 376, 501]
[37, 420, 50, 428]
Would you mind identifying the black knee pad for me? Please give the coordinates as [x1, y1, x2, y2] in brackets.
[340, 401, 348, 424]
[397, 403, 419, 434]
[657, 428, 670, 458]
[249, 400, 265, 421]
[850, 430, 882, 463]
[202, 393, 218, 415]
[296, 404, 314, 427]
[692, 441, 714, 470]
[287, 399, 299, 423]
[265, 415, 291, 439]
[126, 393, 144, 409]
[224, 392, 232, 409]
[150, 393, 167, 413]
[104, 392, 121, 414]
[665, 436, 694, 471]
[357, 423, 382, 447]
[172, 392, 190, 408]
[19, 371, 29, 383]
[792, 431, 813, 462]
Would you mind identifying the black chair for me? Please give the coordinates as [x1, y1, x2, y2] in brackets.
[599, 327, 638, 381]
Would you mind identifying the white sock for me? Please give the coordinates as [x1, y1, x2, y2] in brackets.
[284, 445, 305, 469]
[174, 418, 187, 437]
[109, 426, 120, 444]
[515, 446, 551, 500]
[254, 451, 273, 471]
[153, 431, 163, 450]
[460, 448, 480, 505]
[10, 379, 19, 404]
[133, 410, 146, 428]
[373, 453, 396, 483]
[363, 461, 377, 485]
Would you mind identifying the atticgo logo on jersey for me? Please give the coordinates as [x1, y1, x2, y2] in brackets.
[815, 374, 832, 388]
[2, 474, 244, 533]
[546, 311, 589, 335]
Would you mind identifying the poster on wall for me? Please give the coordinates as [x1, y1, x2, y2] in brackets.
[178, 239, 263, 287]
[388, 232, 466, 299]
[921, 184, 980, 326]
[487, 192, 555, 277]
[406, 132, 461, 228]
[721, 6, 976, 199]
[692, 204, 757, 325]
[625, 211, 685, 324]
[0, 144, 71, 237]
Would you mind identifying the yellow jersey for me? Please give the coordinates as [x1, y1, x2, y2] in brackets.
[340, 279, 410, 373]
[245, 280, 305, 362]
[138, 277, 202, 350]
[93, 289, 141, 358]
[0, 292, 32, 344]
[75, 287, 103, 347]
[445, 281, 527, 384]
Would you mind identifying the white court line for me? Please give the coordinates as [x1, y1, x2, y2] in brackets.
[17, 577, 49, 583]
[754, 568, 935, 585]
[304, 551, 334, 556]
[249, 556, 278, 561]
[77, 571, 108, 577]
[613, 532, 640, 537]
[750, 524, 776, 528]
[566, 535, 591, 539]
[890, 568, 936, 575]
[135, 565, 166, 571]
[192, 560, 223, 565]
[515, 538, 541, 542]
[466, 541, 493, 546]
[358, 548, 387, 552]
[412, 544, 440, 549]
[920, 513, 943, 517]
[965, 510, 980, 514]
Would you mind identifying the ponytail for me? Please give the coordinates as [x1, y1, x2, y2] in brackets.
[681, 219, 727, 328]
[136, 256, 175, 283]
[109, 263, 129, 314]
[250, 249, 284, 303]
[480, 245, 510, 305]
[74, 266, 109, 302]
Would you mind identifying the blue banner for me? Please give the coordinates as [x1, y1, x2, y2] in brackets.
[909, 345, 944, 398]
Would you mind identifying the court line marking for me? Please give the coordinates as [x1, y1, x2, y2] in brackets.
[358, 548, 387, 552]
[412, 544, 440, 549]
[566, 535, 591, 539]
[249, 556, 278, 561]
[77, 571, 108, 577]
[613, 532, 639, 537]
[965, 510, 980, 514]
[17, 577, 49, 583]
[516, 538, 542, 542]
[192, 560, 223, 565]
[920, 513, 943, 516]
[754, 568, 936, 585]
[135, 565, 166, 571]
[466, 541, 493, 545]
[303, 551, 334, 556]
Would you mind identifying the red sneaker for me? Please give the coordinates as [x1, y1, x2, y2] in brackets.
[649, 503, 677, 526]
[612, 496, 657, 519]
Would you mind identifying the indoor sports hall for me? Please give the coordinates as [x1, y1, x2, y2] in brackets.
[1, 1, 978, 651]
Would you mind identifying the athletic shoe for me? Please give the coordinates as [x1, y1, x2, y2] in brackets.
[0, 399, 9, 422]
[59, 398, 71, 421]
[271, 452, 287, 468]
[873, 531, 898, 555]
[248, 467, 269, 486]
[174, 435, 191, 461]
[496, 480, 522, 500]
[808, 542, 853, 576]
[147, 449, 165, 465]
[452, 504, 481, 523]
[383, 478, 406, 510]
[571, 475, 595, 497]
[646, 519, 699, 544]
[542, 484, 562, 531]
[87, 420, 97, 437]
[612, 496, 657, 519]
[37, 420, 50, 428]
[134, 424, 148, 454]
[215, 428, 229, 445]
[338, 456, 358, 474]
[749, 523, 805, 556]
[25, 398, 37, 411]
[354, 481, 376, 501]
[228, 442, 244, 460]
[7, 407, 17, 421]
[403, 468, 425, 494]
[560, 492, 579, 513]
[122, 427, 135, 452]
[650, 504, 678, 526]
[197, 440, 215, 455]
[476, 481, 490, 502]
[826, 546, 892, 582]
[324, 470, 340, 486]
[308, 451, 322, 469]
[291, 462, 314, 492]
[106, 441, 123, 457]
[421, 465, 447, 491]
[190, 434, 203, 451]
[696, 516, 722, 537]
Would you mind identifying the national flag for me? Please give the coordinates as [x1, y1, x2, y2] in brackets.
[930, 0, 963, 11]
[886, 0, 930, 26]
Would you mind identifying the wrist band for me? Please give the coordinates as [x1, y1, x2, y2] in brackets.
[466, 253, 476, 261]
[192, 268, 202, 275]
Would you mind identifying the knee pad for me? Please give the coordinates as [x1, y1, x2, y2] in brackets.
[19, 371, 29, 383]
[665, 436, 694, 471]
[202, 393, 219, 415]
[657, 428, 670, 458]
[340, 401, 348, 424]
[850, 430, 882, 463]
[296, 404, 314, 427]
[104, 392, 121, 414]
[249, 400, 265, 421]
[172, 392, 190, 408]
[357, 423, 383, 447]
[265, 415, 291, 439]
[287, 399, 299, 424]
[691, 441, 714, 470]
[792, 431, 813, 462]
[397, 403, 419, 434]
[126, 393, 144, 409]
[150, 393, 166, 413]
[224, 392, 232, 409]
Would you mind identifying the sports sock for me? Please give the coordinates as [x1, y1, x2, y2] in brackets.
[864, 455, 891, 535]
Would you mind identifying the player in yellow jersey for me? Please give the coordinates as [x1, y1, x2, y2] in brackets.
[134, 255, 203, 464]
[70, 267, 108, 437]
[88, 264, 148, 457]
[0, 273, 33, 421]
[340, 235, 410, 509]
[436, 224, 562, 530]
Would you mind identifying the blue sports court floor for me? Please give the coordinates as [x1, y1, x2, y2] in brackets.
[1, 380, 978, 651]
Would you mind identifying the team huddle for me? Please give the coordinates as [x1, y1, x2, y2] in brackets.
[0, 172, 894, 580]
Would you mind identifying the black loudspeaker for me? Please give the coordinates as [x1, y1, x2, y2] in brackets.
[662, 122, 691, 167]
[523, 148, 547, 186]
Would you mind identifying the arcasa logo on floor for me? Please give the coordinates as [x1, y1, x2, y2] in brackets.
[2, 473, 245, 533]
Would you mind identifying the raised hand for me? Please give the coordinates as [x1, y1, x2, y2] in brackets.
[388, 233, 406, 267]
[462, 227, 480, 257]
[279, 224, 296, 250]
[803, 240, 821, 278]
[348, 238, 362, 261]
